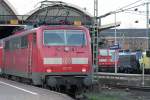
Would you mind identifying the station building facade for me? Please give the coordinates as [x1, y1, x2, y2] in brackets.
[99, 29, 148, 51]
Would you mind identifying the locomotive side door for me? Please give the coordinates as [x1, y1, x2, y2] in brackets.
[27, 34, 33, 76]
[27, 33, 37, 77]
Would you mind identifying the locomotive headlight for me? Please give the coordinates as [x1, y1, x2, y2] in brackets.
[64, 47, 70, 52]
[82, 68, 87, 72]
[46, 69, 52, 73]
[72, 58, 88, 64]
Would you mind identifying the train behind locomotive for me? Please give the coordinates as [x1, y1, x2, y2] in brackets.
[0, 25, 93, 88]
[98, 49, 118, 72]
[118, 52, 140, 73]
[98, 49, 142, 73]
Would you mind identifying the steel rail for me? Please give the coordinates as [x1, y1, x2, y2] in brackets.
[94, 72, 150, 77]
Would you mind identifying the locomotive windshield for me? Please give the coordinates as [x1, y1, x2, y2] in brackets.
[99, 50, 108, 56]
[44, 30, 86, 46]
[44, 30, 65, 45]
[66, 30, 85, 46]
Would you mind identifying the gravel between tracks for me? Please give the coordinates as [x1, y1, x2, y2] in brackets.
[83, 87, 150, 100]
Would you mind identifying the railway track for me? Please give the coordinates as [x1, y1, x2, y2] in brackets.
[94, 72, 150, 78]
[102, 83, 150, 91]
[94, 72, 150, 91]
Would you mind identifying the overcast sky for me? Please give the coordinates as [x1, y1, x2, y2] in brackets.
[8, 0, 150, 28]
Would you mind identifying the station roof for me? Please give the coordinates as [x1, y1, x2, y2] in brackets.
[0, 0, 18, 15]
[27, 1, 92, 17]
[0, 0, 19, 39]
[0, 0, 19, 24]
[25, 1, 93, 25]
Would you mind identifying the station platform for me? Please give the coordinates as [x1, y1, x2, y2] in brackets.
[0, 78, 73, 100]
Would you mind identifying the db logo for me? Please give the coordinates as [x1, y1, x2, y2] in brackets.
[63, 57, 71, 64]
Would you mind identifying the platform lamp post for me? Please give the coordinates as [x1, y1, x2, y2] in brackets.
[142, 2, 149, 86]
[146, 1, 149, 51]
[133, 4, 146, 86]
[114, 12, 118, 74]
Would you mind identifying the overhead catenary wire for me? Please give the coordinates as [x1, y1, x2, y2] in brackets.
[117, 2, 150, 17]
[99, 0, 148, 17]
[123, 9, 150, 16]
[116, 0, 145, 11]
[124, 11, 146, 16]
[115, 2, 146, 14]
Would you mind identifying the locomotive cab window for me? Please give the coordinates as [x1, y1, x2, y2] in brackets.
[66, 30, 86, 46]
[43, 30, 86, 46]
[100, 50, 108, 56]
[44, 30, 65, 46]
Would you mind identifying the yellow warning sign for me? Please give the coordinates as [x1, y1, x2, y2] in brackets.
[10, 19, 19, 25]
[74, 21, 81, 26]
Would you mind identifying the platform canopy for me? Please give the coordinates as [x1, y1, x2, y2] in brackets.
[0, 0, 18, 22]
[0, 0, 19, 39]
[25, 1, 93, 26]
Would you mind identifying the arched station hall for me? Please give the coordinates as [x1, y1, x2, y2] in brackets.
[0, 0, 19, 39]
[25, 1, 93, 26]
[0, 1, 94, 39]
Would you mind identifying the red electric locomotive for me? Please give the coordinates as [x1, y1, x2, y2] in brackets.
[98, 49, 118, 72]
[0, 25, 93, 88]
